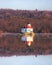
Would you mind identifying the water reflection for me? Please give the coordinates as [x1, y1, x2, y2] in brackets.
[0, 55, 52, 65]
[0, 35, 52, 55]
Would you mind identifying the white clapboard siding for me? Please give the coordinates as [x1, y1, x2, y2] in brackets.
[21, 28, 26, 33]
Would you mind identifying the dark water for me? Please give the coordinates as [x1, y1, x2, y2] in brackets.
[0, 33, 52, 55]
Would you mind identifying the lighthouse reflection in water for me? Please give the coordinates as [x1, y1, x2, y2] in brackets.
[21, 24, 34, 46]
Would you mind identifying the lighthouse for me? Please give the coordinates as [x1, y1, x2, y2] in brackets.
[21, 23, 35, 46]
[26, 24, 33, 33]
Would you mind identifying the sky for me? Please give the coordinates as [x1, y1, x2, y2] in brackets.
[0, 55, 52, 65]
[0, 0, 52, 10]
